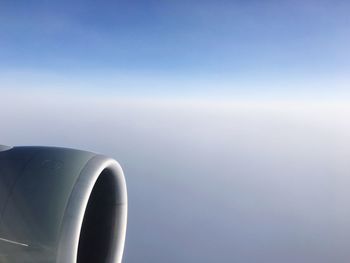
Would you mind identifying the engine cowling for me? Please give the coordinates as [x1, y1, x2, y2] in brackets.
[0, 145, 127, 263]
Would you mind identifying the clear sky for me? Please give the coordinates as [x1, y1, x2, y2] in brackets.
[1, 0, 350, 98]
[1, 2, 350, 262]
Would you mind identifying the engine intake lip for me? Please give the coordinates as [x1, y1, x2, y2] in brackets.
[56, 155, 128, 263]
[0, 145, 12, 152]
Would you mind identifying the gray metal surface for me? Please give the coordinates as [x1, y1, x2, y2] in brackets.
[0, 145, 11, 152]
[0, 146, 127, 263]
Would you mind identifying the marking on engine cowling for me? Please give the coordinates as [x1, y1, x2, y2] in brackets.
[0, 237, 29, 247]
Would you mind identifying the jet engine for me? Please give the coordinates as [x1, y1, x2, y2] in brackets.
[0, 145, 127, 263]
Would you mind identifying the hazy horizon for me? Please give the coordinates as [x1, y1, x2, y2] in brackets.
[1, 93, 350, 262]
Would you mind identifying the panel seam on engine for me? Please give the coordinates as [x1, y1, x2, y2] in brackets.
[0, 237, 29, 247]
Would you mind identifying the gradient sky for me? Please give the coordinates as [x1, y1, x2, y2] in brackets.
[2, 2, 350, 262]
[1, 0, 350, 98]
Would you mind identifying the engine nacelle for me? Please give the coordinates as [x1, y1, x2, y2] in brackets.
[0, 145, 127, 263]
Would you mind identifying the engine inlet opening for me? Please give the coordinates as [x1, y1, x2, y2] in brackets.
[77, 169, 118, 263]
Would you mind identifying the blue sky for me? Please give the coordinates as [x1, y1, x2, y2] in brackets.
[1, 0, 350, 97]
[2, 2, 350, 262]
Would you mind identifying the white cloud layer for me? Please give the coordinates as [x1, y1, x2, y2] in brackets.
[1, 92, 350, 262]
